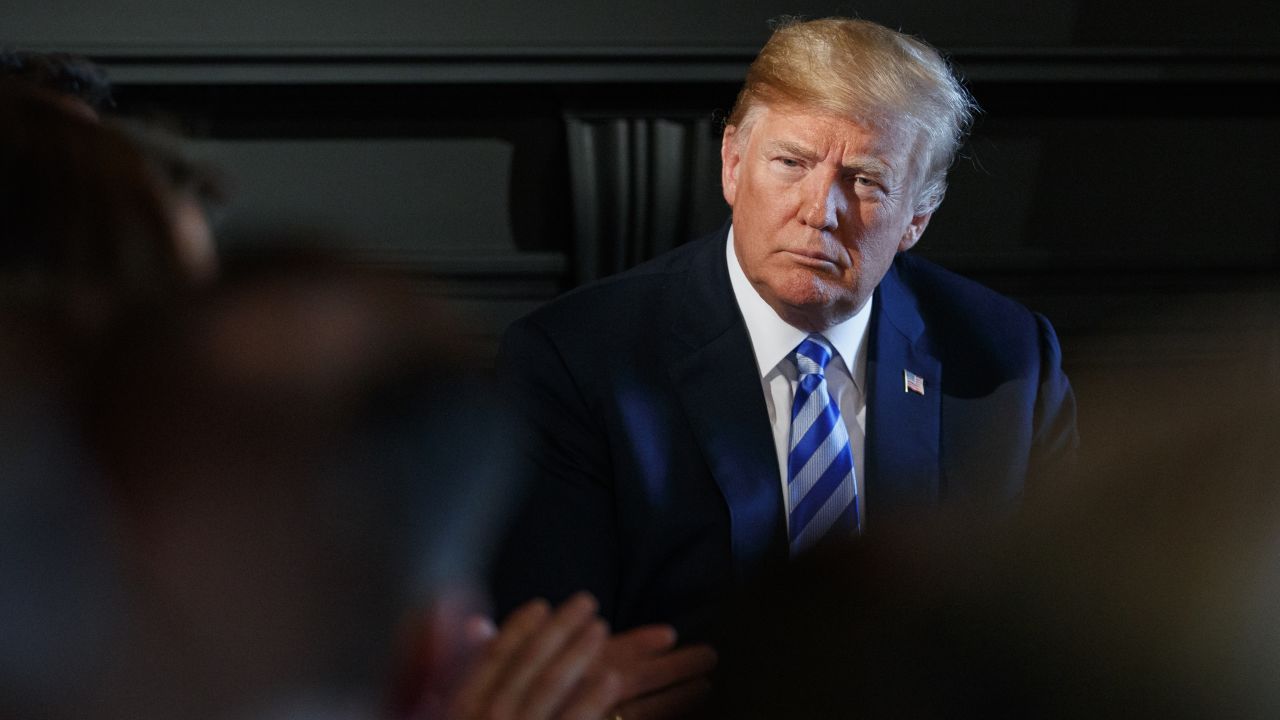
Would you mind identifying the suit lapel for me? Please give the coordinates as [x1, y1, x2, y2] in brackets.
[865, 258, 942, 517]
[667, 230, 788, 582]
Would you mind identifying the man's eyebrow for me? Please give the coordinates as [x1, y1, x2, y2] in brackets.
[766, 140, 819, 161]
[841, 156, 892, 178]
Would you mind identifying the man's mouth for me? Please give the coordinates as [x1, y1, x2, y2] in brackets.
[781, 248, 840, 268]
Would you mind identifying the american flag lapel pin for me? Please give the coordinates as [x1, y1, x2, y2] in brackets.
[903, 369, 925, 396]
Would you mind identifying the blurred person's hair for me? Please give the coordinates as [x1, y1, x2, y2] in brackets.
[0, 50, 112, 115]
[725, 17, 978, 213]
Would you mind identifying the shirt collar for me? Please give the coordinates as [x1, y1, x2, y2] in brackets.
[725, 226, 873, 387]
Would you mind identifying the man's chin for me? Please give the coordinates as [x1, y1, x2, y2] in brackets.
[768, 282, 861, 331]
[778, 269, 854, 303]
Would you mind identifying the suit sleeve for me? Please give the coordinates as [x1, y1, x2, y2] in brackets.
[488, 317, 621, 622]
[1028, 312, 1079, 488]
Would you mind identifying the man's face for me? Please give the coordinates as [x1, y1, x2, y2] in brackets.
[721, 103, 933, 331]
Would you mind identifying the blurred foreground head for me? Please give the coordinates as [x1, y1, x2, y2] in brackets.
[0, 81, 209, 339]
[87, 259, 519, 719]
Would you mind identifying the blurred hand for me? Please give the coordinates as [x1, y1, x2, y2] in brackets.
[403, 595, 715, 720]
[595, 625, 718, 720]
[442, 593, 622, 720]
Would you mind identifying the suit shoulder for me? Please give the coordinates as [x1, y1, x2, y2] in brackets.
[893, 252, 1037, 329]
[888, 253, 1064, 377]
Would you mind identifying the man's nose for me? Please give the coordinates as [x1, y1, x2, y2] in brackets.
[801, 170, 844, 231]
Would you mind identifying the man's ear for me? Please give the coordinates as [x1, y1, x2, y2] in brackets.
[721, 125, 742, 207]
[899, 211, 932, 252]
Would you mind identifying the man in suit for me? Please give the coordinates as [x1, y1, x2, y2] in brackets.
[493, 17, 1077, 645]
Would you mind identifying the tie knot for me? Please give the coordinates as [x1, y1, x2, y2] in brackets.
[793, 334, 834, 377]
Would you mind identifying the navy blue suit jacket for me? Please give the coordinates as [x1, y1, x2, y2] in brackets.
[492, 226, 1077, 640]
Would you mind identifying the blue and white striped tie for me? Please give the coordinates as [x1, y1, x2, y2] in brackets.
[788, 334, 859, 555]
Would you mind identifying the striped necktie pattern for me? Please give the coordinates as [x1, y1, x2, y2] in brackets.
[787, 334, 859, 555]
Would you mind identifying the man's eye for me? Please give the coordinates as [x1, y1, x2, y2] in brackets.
[854, 176, 878, 187]
[776, 157, 802, 168]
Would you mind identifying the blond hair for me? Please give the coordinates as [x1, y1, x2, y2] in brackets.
[727, 17, 977, 213]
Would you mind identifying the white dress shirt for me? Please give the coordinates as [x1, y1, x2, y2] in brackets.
[725, 228, 872, 529]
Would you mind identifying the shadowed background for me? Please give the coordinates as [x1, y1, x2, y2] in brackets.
[5, 0, 1278, 468]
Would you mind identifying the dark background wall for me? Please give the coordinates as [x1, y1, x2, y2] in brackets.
[8, 0, 1280, 48]
[5, 0, 1278, 456]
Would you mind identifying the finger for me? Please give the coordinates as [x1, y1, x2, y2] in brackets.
[447, 598, 551, 717]
[521, 618, 609, 720]
[483, 592, 600, 718]
[613, 677, 713, 720]
[600, 624, 678, 663]
[462, 614, 498, 647]
[452, 614, 499, 683]
[617, 644, 718, 700]
[557, 669, 624, 720]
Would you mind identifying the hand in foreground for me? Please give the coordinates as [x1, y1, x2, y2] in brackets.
[443, 593, 622, 720]
[596, 625, 718, 720]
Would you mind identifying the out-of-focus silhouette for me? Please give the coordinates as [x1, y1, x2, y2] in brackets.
[76, 258, 518, 720]
[0, 75, 707, 714]
[0, 76, 222, 720]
